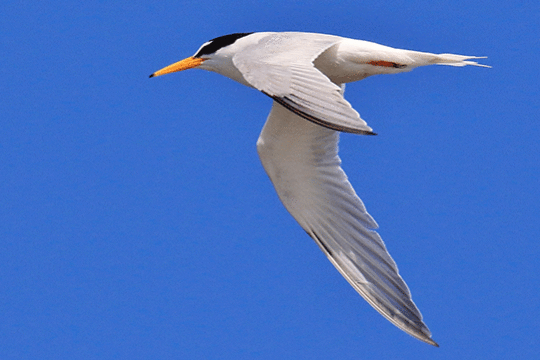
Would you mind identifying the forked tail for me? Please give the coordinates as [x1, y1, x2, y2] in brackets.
[434, 54, 490, 68]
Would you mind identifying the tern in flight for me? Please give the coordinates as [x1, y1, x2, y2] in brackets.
[150, 31, 488, 346]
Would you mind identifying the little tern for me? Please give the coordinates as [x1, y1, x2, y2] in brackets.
[150, 31, 488, 346]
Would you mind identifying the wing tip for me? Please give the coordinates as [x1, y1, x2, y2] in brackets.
[410, 324, 439, 347]
[424, 337, 440, 347]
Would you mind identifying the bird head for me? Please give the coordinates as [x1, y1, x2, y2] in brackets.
[149, 33, 254, 78]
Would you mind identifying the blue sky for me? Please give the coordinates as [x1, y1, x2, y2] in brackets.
[1, 1, 539, 359]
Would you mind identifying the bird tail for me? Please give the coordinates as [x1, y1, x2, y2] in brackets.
[433, 54, 490, 68]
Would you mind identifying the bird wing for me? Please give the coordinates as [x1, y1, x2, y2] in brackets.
[256, 100, 437, 346]
[233, 32, 374, 135]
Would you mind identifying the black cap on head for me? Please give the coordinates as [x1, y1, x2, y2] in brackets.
[194, 32, 254, 58]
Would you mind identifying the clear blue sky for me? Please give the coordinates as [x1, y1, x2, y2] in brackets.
[1, 1, 538, 359]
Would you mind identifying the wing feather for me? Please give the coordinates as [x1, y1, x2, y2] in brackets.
[256, 101, 438, 346]
[233, 32, 375, 135]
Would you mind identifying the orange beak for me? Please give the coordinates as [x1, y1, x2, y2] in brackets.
[149, 56, 205, 78]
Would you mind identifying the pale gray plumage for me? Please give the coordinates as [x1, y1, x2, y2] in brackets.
[233, 33, 373, 134]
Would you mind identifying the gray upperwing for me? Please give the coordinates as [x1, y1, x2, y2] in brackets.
[234, 32, 374, 134]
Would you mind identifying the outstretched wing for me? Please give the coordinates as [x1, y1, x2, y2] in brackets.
[234, 32, 374, 135]
[256, 100, 438, 346]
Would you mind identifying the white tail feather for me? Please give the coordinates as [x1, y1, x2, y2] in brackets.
[435, 54, 491, 68]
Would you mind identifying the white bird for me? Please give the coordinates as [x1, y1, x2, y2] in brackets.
[150, 31, 488, 346]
